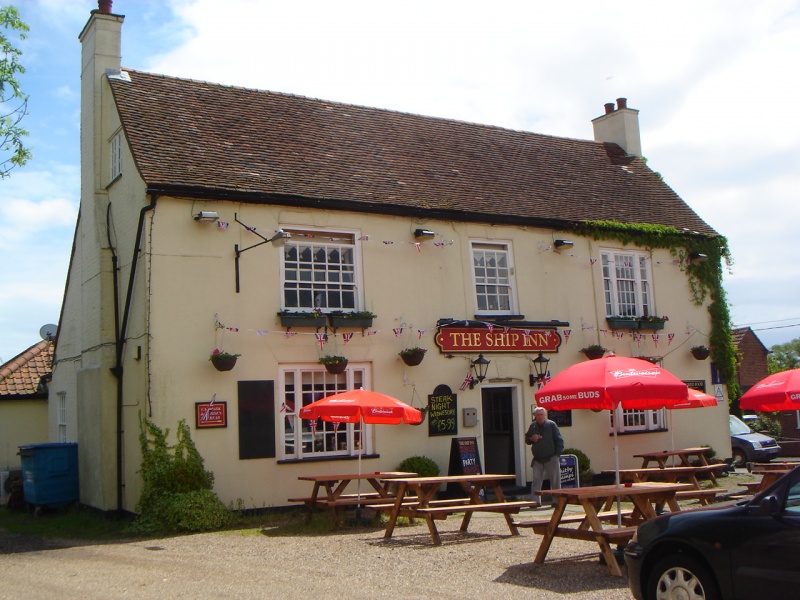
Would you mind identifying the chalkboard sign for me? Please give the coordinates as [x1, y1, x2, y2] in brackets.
[559, 454, 579, 489]
[428, 384, 458, 437]
[448, 437, 482, 476]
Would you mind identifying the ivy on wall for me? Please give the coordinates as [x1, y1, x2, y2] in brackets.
[574, 220, 740, 402]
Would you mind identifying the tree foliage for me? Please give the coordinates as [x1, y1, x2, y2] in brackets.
[0, 5, 31, 178]
[768, 338, 800, 374]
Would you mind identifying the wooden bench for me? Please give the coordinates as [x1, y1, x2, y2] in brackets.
[742, 481, 762, 493]
[413, 500, 540, 517]
[525, 523, 638, 544]
[366, 497, 471, 511]
[514, 509, 635, 529]
[675, 487, 726, 505]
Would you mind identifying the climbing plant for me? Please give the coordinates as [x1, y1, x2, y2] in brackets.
[574, 220, 740, 402]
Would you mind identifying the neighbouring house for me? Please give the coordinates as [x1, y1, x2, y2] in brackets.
[50, 3, 735, 514]
[0, 339, 53, 502]
[734, 326, 800, 455]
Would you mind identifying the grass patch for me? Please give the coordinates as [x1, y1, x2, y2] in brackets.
[0, 504, 135, 541]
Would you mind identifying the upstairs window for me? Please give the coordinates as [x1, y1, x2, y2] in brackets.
[471, 241, 515, 314]
[602, 250, 652, 317]
[281, 230, 360, 311]
[110, 131, 123, 181]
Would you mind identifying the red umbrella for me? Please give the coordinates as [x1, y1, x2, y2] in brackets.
[300, 389, 422, 513]
[534, 356, 689, 522]
[740, 368, 800, 412]
[673, 389, 718, 410]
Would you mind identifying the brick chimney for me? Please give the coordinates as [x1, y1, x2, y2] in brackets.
[591, 97, 642, 157]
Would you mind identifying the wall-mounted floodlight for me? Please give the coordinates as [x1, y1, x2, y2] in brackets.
[268, 230, 292, 246]
[414, 229, 436, 239]
[688, 252, 708, 264]
[193, 211, 220, 222]
[554, 239, 574, 250]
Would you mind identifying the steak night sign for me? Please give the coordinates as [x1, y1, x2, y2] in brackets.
[435, 326, 561, 353]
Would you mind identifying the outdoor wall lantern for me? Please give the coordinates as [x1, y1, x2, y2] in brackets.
[233, 212, 293, 292]
[193, 211, 220, 222]
[268, 229, 292, 246]
[529, 352, 550, 386]
[414, 228, 436, 239]
[469, 354, 491, 389]
[553, 239, 574, 250]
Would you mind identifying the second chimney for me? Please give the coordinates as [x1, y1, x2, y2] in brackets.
[591, 97, 641, 157]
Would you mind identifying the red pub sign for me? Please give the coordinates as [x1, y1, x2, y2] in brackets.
[435, 326, 561, 353]
[195, 400, 227, 429]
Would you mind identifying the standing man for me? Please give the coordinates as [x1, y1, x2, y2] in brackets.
[526, 406, 564, 507]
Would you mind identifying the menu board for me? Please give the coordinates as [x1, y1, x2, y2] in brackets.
[448, 437, 483, 476]
[428, 384, 458, 437]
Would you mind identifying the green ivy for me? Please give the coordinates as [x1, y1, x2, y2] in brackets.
[133, 415, 233, 533]
[573, 220, 740, 402]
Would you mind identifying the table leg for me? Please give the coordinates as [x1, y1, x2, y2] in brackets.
[534, 498, 567, 564]
[383, 482, 407, 540]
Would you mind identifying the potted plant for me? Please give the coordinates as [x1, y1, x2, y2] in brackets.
[580, 344, 607, 360]
[691, 345, 711, 360]
[278, 310, 326, 329]
[319, 355, 348, 374]
[209, 349, 240, 371]
[639, 315, 668, 330]
[399, 346, 427, 366]
[606, 316, 639, 330]
[327, 310, 376, 329]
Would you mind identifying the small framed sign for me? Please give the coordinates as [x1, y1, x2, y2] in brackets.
[195, 400, 227, 429]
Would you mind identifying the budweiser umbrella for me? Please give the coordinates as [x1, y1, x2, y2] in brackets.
[535, 356, 689, 522]
[740, 368, 800, 412]
[299, 388, 423, 514]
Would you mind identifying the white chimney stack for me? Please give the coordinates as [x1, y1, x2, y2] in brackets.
[591, 97, 642, 157]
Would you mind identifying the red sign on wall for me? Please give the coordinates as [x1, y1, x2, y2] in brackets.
[195, 401, 227, 429]
[435, 326, 561, 353]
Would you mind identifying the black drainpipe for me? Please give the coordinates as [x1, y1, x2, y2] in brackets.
[110, 193, 157, 514]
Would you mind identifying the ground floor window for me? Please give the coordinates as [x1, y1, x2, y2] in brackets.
[279, 364, 371, 460]
[612, 406, 667, 433]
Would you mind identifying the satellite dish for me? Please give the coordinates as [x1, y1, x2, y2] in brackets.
[39, 324, 58, 341]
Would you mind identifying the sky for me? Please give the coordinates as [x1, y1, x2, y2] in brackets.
[1, 0, 799, 362]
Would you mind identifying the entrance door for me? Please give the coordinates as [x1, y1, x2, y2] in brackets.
[481, 387, 515, 474]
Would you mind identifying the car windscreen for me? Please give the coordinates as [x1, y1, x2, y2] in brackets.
[730, 415, 752, 435]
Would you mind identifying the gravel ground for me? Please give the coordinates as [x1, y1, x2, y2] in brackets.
[0, 469, 762, 600]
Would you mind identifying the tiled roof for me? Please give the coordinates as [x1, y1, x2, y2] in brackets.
[108, 70, 717, 235]
[0, 340, 54, 398]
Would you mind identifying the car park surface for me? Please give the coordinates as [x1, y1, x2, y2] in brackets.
[625, 464, 800, 600]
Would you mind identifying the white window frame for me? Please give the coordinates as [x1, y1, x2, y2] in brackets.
[470, 240, 517, 315]
[601, 249, 653, 318]
[280, 228, 364, 311]
[57, 391, 67, 443]
[278, 363, 372, 460]
[110, 130, 123, 181]
[612, 406, 667, 434]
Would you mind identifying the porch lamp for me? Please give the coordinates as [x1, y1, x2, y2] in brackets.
[688, 252, 708, 264]
[530, 352, 550, 386]
[469, 354, 491, 389]
[553, 239, 573, 250]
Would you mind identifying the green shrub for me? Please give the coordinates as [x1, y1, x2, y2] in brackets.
[397, 455, 440, 477]
[134, 415, 232, 533]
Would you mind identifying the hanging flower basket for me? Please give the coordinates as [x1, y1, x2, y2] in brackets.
[691, 346, 711, 360]
[319, 355, 348, 374]
[410, 406, 428, 426]
[580, 345, 607, 360]
[399, 347, 427, 366]
[210, 350, 240, 371]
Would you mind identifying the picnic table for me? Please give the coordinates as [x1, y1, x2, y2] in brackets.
[288, 471, 416, 526]
[746, 466, 797, 494]
[378, 474, 539, 545]
[519, 482, 692, 576]
[633, 447, 722, 483]
[599, 465, 728, 505]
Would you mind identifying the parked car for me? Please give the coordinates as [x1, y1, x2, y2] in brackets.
[625, 464, 800, 600]
[729, 415, 781, 468]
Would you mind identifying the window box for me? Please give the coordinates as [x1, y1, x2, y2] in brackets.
[639, 317, 667, 330]
[606, 317, 639, 330]
[278, 311, 326, 329]
[327, 311, 375, 330]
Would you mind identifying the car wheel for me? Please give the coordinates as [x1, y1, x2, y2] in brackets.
[732, 449, 747, 469]
[646, 554, 719, 600]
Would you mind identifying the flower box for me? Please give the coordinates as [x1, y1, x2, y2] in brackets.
[278, 312, 326, 329]
[606, 317, 639, 330]
[328, 314, 375, 329]
[638, 318, 666, 330]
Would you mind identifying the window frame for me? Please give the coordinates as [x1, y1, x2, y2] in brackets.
[278, 363, 372, 461]
[57, 391, 67, 443]
[612, 405, 667, 434]
[601, 249, 654, 318]
[280, 228, 364, 312]
[470, 240, 517, 315]
[110, 130, 123, 182]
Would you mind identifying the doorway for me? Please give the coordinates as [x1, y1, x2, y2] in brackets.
[481, 387, 516, 475]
